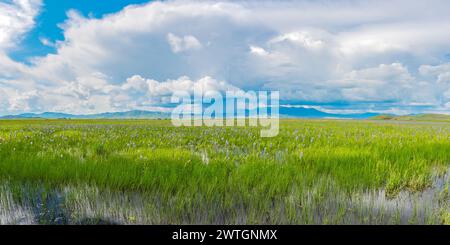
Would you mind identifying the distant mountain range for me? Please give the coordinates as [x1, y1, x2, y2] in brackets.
[0, 107, 450, 122]
[0, 107, 380, 120]
[278, 107, 379, 119]
[0, 110, 169, 119]
[3, 108, 445, 121]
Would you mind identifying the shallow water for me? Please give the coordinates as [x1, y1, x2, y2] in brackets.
[0, 169, 448, 225]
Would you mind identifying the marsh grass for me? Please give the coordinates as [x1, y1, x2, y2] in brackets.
[0, 119, 449, 224]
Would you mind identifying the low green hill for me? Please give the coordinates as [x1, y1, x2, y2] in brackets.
[371, 113, 450, 122]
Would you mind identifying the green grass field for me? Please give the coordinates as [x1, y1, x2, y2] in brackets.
[0, 119, 449, 224]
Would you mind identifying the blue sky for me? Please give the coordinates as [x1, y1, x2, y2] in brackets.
[9, 0, 151, 62]
[1, 0, 450, 115]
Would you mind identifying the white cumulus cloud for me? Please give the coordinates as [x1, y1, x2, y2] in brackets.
[0, 0, 450, 114]
[167, 33, 202, 53]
